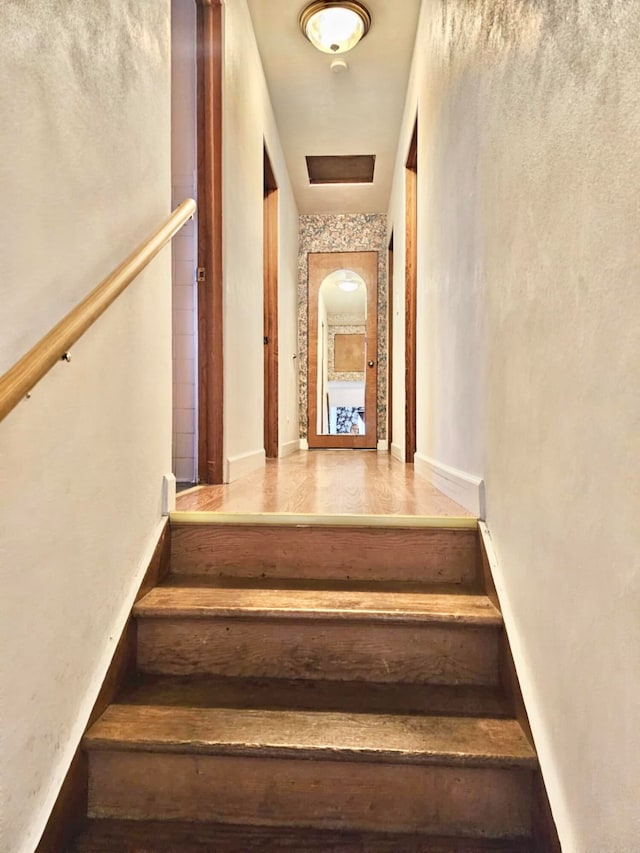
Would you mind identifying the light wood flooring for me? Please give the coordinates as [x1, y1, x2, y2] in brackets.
[176, 451, 473, 517]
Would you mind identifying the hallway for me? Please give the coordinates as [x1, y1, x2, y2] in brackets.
[176, 451, 473, 518]
[3, 1, 638, 850]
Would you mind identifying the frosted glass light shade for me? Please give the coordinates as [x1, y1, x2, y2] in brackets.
[337, 279, 359, 292]
[300, 2, 371, 55]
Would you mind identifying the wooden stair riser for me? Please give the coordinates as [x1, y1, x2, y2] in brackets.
[136, 617, 500, 686]
[71, 819, 535, 853]
[170, 524, 479, 585]
[88, 751, 532, 837]
[118, 675, 511, 718]
[70, 517, 546, 849]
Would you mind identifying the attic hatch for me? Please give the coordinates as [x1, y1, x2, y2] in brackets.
[306, 154, 375, 185]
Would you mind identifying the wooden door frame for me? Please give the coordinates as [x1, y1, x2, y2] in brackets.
[195, 0, 224, 484]
[263, 146, 279, 458]
[307, 251, 378, 449]
[387, 233, 394, 452]
[405, 120, 418, 464]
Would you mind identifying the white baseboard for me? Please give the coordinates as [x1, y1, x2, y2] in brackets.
[299, 438, 309, 451]
[414, 453, 485, 518]
[377, 439, 389, 452]
[279, 439, 300, 459]
[224, 448, 265, 483]
[478, 522, 563, 846]
[162, 473, 176, 515]
[390, 442, 404, 462]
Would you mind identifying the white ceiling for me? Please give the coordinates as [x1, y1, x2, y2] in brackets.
[319, 269, 367, 314]
[247, 0, 422, 215]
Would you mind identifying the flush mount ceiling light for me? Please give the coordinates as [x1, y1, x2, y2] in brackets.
[299, 1, 372, 55]
[337, 278, 359, 292]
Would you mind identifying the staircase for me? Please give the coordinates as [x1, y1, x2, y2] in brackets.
[70, 517, 541, 852]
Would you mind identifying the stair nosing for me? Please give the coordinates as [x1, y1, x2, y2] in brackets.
[84, 705, 536, 769]
[133, 588, 502, 627]
[84, 738, 535, 769]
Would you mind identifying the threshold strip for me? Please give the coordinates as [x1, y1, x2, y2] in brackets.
[169, 511, 478, 529]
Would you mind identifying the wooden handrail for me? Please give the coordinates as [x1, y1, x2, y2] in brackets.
[0, 198, 196, 424]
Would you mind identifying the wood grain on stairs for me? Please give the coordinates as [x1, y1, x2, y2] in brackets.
[170, 522, 479, 583]
[133, 585, 502, 625]
[70, 818, 534, 852]
[59, 511, 551, 849]
[136, 610, 500, 686]
[84, 704, 535, 835]
[68, 819, 533, 853]
[166, 575, 484, 593]
[85, 704, 536, 767]
[87, 750, 533, 834]
[119, 674, 511, 718]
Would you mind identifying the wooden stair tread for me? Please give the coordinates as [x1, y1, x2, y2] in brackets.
[61, 513, 549, 847]
[134, 585, 502, 625]
[69, 818, 533, 852]
[119, 674, 511, 718]
[85, 704, 536, 767]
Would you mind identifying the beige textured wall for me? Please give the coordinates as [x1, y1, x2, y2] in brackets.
[389, 1, 640, 850]
[223, 0, 300, 479]
[0, 2, 172, 851]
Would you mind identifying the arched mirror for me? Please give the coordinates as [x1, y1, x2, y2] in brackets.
[317, 269, 367, 436]
[308, 251, 377, 448]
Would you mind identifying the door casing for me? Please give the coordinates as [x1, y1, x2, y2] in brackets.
[387, 233, 394, 452]
[404, 120, 418, 463]
[263, 146, 279, 458]
[196, 0, 224, 483]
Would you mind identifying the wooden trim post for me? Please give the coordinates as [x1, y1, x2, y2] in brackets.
[404, 121, 418, 464]
[263, 146, 279, 458]
[196, 0, 224, 484]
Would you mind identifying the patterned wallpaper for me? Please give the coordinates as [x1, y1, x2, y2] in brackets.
[298, 214, 388, 440]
